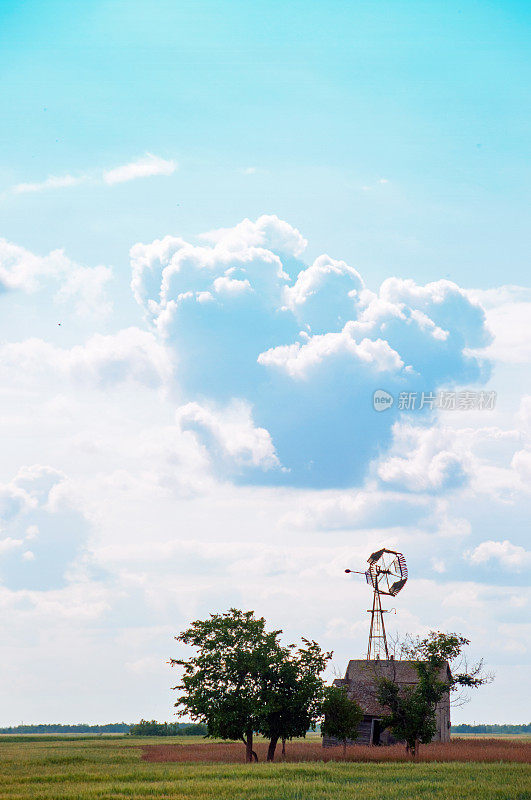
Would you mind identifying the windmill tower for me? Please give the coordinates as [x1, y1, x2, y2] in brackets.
[346, 548, 408, 659]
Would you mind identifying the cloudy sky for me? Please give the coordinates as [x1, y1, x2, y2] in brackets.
[0, 0, 530, 725]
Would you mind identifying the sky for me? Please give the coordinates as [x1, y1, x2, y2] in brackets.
[0, 0, 530, 725]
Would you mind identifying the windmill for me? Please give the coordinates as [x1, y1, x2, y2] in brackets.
[345, 548, 408, 660]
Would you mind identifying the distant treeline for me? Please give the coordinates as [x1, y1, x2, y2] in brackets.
[0, 724, 130, 734]
[0, 721, 207, 736]
[129, 720, 207, 736]
[4, 721, 528, 736]
[452, 724, 531, 734]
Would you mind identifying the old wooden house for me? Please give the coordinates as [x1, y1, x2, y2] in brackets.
[322, 658, 451, 746]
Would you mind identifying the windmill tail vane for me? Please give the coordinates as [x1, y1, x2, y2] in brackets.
[345, 548, 408, 660]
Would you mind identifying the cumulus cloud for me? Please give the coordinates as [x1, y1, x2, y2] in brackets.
[0, 329, 173, 389]
[176, 400, 280, 474]
[516, 395, 531, 430]
[281, 487, 430, 530]
[0, 485, 34, 523]
[0, 238, 112, 316]
[466, 286, 531, 365]
[258, 327, 404, 379]
[199, 215, 308, 258]
[54, 264, 113, 317]
[467, 540, 531, 570]
[0, 465, 91, 593]
[376, 423, 471, 493]
[0, 465, 67, 525]
[103, 153, 176, 185]
[13, 465, 67, 505]
[128, 215, 492, 487]
[283, 254, 364, 332]
[511, 449, 531, 485]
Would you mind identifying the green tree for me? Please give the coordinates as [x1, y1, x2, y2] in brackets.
[321, 685, 364, 756]
[170, 608, 332, 763]
[260, 638, 332, 761]
[375, 631, 492, 758]
[171, 609, 282, 761]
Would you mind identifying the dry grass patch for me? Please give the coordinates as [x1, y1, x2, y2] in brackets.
[143, 737, 531, 764]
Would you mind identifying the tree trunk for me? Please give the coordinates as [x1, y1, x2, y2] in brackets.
[281, 738, 286, 758]
[406, 739, 418, 759]
[245, 728, 258, 763]
[267, 735, 279, 762]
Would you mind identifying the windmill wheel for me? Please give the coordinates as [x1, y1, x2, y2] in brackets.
[365, 548, 408, 597]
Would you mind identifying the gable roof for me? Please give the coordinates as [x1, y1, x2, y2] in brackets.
[346, 659, 451, 684]
[333, 659, 451, 716]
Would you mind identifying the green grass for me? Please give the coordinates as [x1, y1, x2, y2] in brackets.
[0, 736, 529, 800]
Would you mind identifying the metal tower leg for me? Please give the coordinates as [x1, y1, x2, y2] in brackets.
[367, 588, 389, 660]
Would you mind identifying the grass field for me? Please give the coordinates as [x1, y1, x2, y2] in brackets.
[0, 735, 529, 800]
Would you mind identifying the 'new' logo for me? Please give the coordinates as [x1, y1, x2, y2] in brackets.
[373, 389, 394, 411]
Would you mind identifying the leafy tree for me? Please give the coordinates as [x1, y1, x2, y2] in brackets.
[170, 608, 332, 762]
[374, 631, 493, 758]
[260, 638, 332, 761]
[321, 685, 364, 756]
[171, 609, 281, 761]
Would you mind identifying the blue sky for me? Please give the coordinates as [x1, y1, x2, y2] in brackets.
[0, 0, 530, 725]
[1, 0, 530, 288]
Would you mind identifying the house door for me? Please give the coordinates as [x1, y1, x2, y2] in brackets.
[371, 718, 382, 746]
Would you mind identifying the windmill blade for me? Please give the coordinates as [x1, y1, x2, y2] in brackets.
[368, 548, 385, 564]
[389, 577, 407, 596]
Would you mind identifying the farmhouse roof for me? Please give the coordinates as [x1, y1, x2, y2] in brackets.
[334, 659, 451, 717]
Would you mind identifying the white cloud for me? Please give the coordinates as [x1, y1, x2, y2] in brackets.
[0, 465, 66, 526]
[128, 215, 492, 487]
[103, 153, 177, 185]
[12, 154, 177, 195]
[54, 264, 113, 317]
[13, 174, 88, 194]
[0, 238, 112, 316]
[199, 214, 308, 257]
[517, 395, 531, 430]
[176, 400, 280, 472]
[0, 537, 24, 554]
[376, 423, 471, 492]
[14, 465, 67, 505]
[213, 275, 252, 296]
[467, 540, 531, 570]
[0, 328, 173, 389]
[0, 238, 69, 292]
[0, 484, 34, 522]
[258, 328, 404, 379]
[511, 449, 531, 485]
[465, 286, 531, 365]
[283, 254, 364, 333]
[281, 487, 430, 530]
